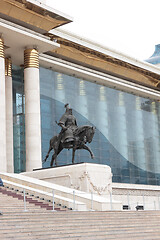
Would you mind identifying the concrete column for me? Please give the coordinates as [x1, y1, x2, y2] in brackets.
[24, 48, 42, 171]
[0, 37, 6, 172]
[5, 58, 14, 172]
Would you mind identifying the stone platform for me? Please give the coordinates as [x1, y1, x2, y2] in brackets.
[22, 163, 113, 196]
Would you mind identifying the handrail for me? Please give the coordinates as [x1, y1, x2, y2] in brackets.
[2, 179, 86, 211]
[0, 172, 121, 211]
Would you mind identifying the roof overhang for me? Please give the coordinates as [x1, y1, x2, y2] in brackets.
[0, 19, 59, 66]
[0, 0, 73, 33]
[50, 29, 160, 76]
[47, 29, 160, 90]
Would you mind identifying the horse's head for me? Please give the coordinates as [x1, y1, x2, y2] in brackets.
[86, 126, 95, 143]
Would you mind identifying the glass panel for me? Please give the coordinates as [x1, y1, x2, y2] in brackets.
[38, 66, 160, 185]
[12, 66, 25, 173]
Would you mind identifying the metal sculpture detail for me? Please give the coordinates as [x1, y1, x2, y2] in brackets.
[43, 104, 95, 167]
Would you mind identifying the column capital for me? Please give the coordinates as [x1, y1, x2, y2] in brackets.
[0, 38, 4, 58]
[24, 48, 39, 69]
[5, 58, 12, 77]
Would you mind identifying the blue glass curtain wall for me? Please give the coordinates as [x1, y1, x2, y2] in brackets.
[40, 67, 160, 185]
[12, 66, 25, 173]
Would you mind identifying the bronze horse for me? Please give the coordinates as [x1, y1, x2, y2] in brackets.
[43, 125, 95, 166]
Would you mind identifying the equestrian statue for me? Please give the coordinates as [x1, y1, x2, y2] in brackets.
[43, 103, 95, 167]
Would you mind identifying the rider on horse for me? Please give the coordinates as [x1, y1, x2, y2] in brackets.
[58, 103, 78, 144]
[43, 103, 95, 166]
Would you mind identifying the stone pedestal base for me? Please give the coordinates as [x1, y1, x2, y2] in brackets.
[22, 163, 112, 196]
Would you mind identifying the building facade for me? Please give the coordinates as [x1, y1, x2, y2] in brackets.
[146, 44, 160, 67]
[1, 0, 160, 186]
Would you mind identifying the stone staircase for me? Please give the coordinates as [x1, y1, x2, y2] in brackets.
[0, 186, 68, 212]
[0, 187, 160, 239]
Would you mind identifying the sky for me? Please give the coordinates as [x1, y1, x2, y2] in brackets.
[46, 0, 160, 61]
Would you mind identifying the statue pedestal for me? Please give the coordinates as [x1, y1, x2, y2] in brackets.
[23, 163, 112, 197]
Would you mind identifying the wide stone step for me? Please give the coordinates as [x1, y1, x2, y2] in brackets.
[1, 227, 160, 240]
[1, 188, 160, 240]
[0, 221, 160, 234]
[0, 219, 160, 239]
[0, 221, 159, 232]
[1, 211, 160, 221]
[0, 213, 160, 227]
[1, 214, 160, 222]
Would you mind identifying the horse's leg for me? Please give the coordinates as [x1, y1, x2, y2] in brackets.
[43, 146, 52, 163]
[50, 152, 57, 167]
[50, 145, 63, 167]
[81, 144, 94, 159]
[72, 148, 76, 164]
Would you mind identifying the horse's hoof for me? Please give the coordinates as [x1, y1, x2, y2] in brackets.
[91, 155, 94, 159]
